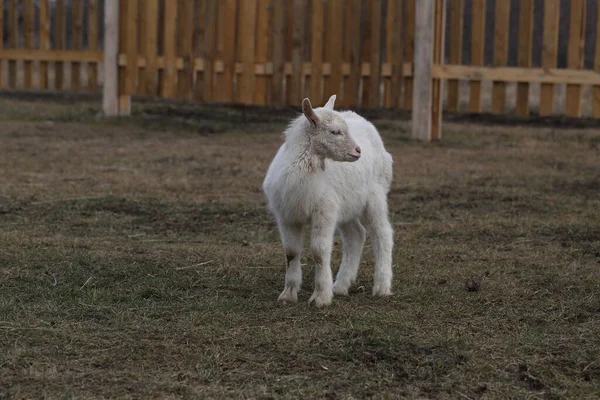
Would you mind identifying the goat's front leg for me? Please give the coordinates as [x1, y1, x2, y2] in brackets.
[277, 222, 304, 304]
[308, 209, 337, 307]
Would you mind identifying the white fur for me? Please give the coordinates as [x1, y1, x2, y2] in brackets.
[263, 95, 394, 307]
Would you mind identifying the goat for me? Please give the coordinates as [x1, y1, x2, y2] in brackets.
[262, 95, 394, 307]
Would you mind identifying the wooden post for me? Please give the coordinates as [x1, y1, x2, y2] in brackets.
[412, 0, 444, 141]
[102, 0, 119, 116]
[431, 0, 446, 140]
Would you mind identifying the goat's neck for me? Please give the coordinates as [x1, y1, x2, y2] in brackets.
[289, 134, 325, 174]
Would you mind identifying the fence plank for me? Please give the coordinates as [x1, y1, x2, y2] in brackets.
[342, 0, 361, 107]
[55, 0, 66, 89]
[540, 0, 560, 116]
[215, 0, 237, 102]
[384, 0, 403, 108]
[87, 0, 99, 90]
[8, 0, 18, 88]
[199, 0, 218, 101]
[368, 0, 382, 108]
[412, 0, 434, 140]
[183, 0, 196, 99]
[468, 0, 485, 113]
[516, 0, 533, 116]
[403, 0, 416, 109]
[103, 0, 119, 116]
[0, 0, 3, 88]
[565, 0, 585, 117]
[137, 0, 148, 95]
[23, 0, 34, 88]
[325, 0, 343, 102]
[192, 0, 204, 99]
[270, 2, 286, 104]
[0, 49, 102, 62]
[126, 0, 138, 100]
[142, 0, 158, 96]
[594, 3, 600, 118]
[255, 0, 273, 105]
[290, 0, 305, 104]
[432, 65, 600, 85]
[446, 0, 462, 112]
[0, 1, 4, 89]
[361, 0, 373, 106]
[175, 0, 186, 97]
[237, 0, 258, 104]
[431, 0, 446, 140]
[161, 0, 177, 98]
[175, 0, 194, 99]
[271, 1, 286, 105]
[310, 0, 324, 104]
[118, 0, 127, 109]
[285, 2, 294, 104]
[71, 0, 84, 90]
[491, 0, 510, 114]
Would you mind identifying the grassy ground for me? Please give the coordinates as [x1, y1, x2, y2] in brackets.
[1, 96, 599, 399]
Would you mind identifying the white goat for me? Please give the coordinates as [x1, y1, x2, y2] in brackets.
[262, 95, 394, 307]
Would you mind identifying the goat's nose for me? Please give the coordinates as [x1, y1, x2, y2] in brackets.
[355, 146, 361, 154]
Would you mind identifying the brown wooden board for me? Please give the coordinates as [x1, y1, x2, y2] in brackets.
[342, 0, 362, 107]
[384, 0, 403, 108]
[8, 0, 18, 88]
[468, 0, 485, 113]
[87, 0, 99, 90]
[237, 0, 258, 104]
[23, 0, 34, 88]
[565, 0, 585, 117]
[594, 2, 600, 117]
[361, 0, 373, 106]
[325, 0, 343, 103]
[255, 0, 273, 105]
[403, 0, 416, 109]
[161, 0, 177, 98]
[491, 0, 510, 114]
[271, 1, 286, 105]
[290, 0, 305, 105]
[142, 0, 159, 96]
[540, 0, 560, 116]
[446, 0, 462, 112]
[431, 0, 446, 140]
[71, 0, 84, 90]
[368, 0, 383, 108]
[516, 0, 533, 116]
[310, 0, 324, 105]
[199, 0, 218, 101]
[216, 0, 237, 102]
[0, 0, 3, 88]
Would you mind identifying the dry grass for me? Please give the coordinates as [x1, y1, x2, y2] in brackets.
[1, 96, 599, 399]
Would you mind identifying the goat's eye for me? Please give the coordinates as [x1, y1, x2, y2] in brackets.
[330, 130, 341, 135]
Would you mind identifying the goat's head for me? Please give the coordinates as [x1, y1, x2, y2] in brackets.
[301, 96, 361, 162]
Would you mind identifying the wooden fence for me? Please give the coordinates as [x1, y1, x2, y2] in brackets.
[0, 0, 103, 91]
[3, 1, 600, 141]
[414, 0, 600, 140]
[110, 0, 415, 113]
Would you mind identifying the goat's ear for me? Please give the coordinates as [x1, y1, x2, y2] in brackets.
[302, 98, 319, 126]
[323, 94, 336, 110]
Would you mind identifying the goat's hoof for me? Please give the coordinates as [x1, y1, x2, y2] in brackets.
[278, 286, 298, 304]
[308, 290, 333, 308]
[372, 284, 393, 297]
[332, 281, 350, 296]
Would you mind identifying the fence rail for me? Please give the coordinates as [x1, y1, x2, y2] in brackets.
[3, 1, 600, 141]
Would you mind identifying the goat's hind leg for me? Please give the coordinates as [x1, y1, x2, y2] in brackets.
[277, 222, 304, 304]
[308, 211, 337, 307]
[365, 193, 394, 296]
[333, 219, 366, 296]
